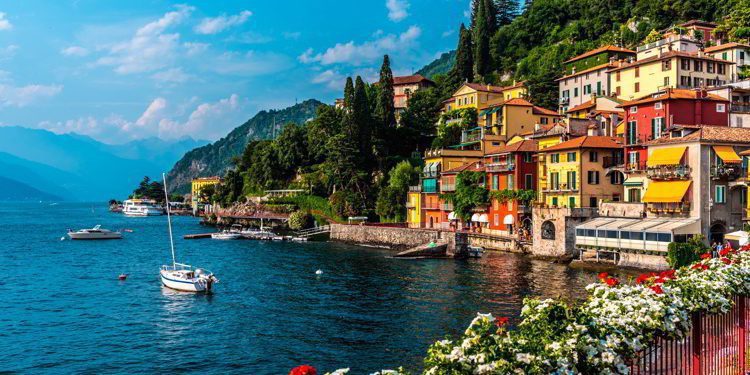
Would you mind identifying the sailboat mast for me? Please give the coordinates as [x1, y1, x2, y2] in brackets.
[162, 173, 176, 268]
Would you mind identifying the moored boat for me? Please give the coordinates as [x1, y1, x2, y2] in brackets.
[211, 231, 242, 240]
[67, 225, 123, 240]
[123, 199, 164, 216]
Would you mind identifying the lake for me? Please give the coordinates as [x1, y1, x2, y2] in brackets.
[0, 202, 603, 374]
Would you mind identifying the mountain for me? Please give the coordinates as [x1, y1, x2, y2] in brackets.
[0, 176, 62, 201]
[167, 99, 323, 193]
[0, 127, 204, 201]
[416, 50, 455, 79]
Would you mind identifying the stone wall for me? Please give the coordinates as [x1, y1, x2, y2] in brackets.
[468, 235, 522, 253]
[598, 202, 645, 218]
[532, 207, 598, 259]
[617, 252, 670, 270]
[330, 224, 443, 250]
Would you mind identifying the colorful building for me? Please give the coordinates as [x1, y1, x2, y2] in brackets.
[706, 42, 750, 83]
[709, 83, 750, 128]
[393, 74, 435, 119]
[662, 20, 721, 45]
[608, 51, 733, 101]
[191, 176, 221, 212]
[484, 140, 538, 236]
[619, 88, 730, 202]
[443, 82, 528, 113]
[478, 98, 560, 142]
[558, 45, 635, 112]
[537, 136, 625, 208]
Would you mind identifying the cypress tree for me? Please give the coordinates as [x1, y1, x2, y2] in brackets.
[470, 0, 481, 28]
[473, 0, 493, 78]
[343, 77, 354, 109]
[496, 0, 519, 26]
[455, 23, 475, 84]
[376, 55, 396, 129]
[352, 76, 372, 164]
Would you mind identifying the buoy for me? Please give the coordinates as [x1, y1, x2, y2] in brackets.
[60, 237, 65, 241]
[315, 269, 323, 275]
[118, 274, 128, 280]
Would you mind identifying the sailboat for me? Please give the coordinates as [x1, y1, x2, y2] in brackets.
[159, 173, 218, 293]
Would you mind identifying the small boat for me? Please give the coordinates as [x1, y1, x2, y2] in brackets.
[159, 173, 218, 293]
[123, 199, 164, 216]
[467, 246, 484, 258]
[67, 225, 123, 240]
[292, 237, 308, 242]
[211, 231, 242, 240]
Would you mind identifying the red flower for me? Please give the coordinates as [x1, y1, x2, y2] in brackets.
[650, 285, 664, 294]
[598, 272, 609, 279]
[719, 248, 730, 256]
[290, 365, 317, 375]
[635, 273, 651, 284]
[721, 257, 732, 265]
[691, 263, 704, 270]
[654, 277, 666, 284]
[605, 277, 619, 287]
[659, 270, 676, 279]
[700, 253, 712, 259]
[495, 317, 509, 328]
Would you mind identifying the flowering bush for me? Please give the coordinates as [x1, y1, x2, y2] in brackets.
[299, 245, 750, 374]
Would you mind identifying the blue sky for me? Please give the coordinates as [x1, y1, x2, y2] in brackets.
[0, 0, 469, 144]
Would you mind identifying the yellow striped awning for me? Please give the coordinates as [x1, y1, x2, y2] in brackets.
[642, 181, 691, 203]
[646, 146, 687, 167]
[713, 146, 742, 164]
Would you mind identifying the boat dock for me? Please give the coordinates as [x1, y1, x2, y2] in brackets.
[184, 233, 213, 239]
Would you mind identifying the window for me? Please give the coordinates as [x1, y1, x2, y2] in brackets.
[589, 197, 598, 207]
[722, 52, 728, 60]
[630, 106, 638, 114]
[627, 121, 638, 144]
[596, 81, 602, 95]
[680, 75, 692, 87]
[589, 151, 598, 162]
[576, 228, 584, 236]
[652, 117, 665, 139]
[718, 64, 726, 75]
[562, 89, 569, 98]
[741, 51, 746, 60]
[541, 220, 555, 240]
[507, 175, 514, 190]
[634, 82, 640, 92]
[707, 62, 715, 73]
[716, 185, 726, 203]
[523, 153, 533, 163]
[694, 60, 703, 72]
[610, 171, 623, 185]
[664, 77, 670, 87]
[567, 152, 577, 162]
[646, 232, 658, 241]
[616, 71, 621, 82]
[507, 200, 513, 210]
[662, 59, 672, 71]
[492, 175, 499, 190]
[540, 117, 549, 124]
[574, 87, 579, 97]
[525, 174, 533, 189]
[654, 101, 663, 110]
[569, 197, 576, 208]
[568, 171, 577, 190]
[494, 214, 499, 226]
[635, 66, 640, 77]
[587, 229, 596, 237]
[615, 86, 621, 96]
[587, 170, 600, 184]
[551, 154, 560, 163]
[658, 233, 672, 242]
[552, 197, 558, 206]
[717, 103, 726, 113]
[681, 59, 690, 70]
[694, 77, 704, 87]
[550, 172, 560, 189]
[585, 84, 592, 95]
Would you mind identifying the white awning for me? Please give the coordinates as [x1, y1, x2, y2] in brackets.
[478, 214, 489, 223]
[471, 213, 481, 222]
[726, 231, 749, 246]
[503, 214, 514, 225]
[448, 212, 457, 221]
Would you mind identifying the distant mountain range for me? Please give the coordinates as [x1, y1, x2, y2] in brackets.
[0, 126, 208, 201]
[167, 99, 323, 193]
[0, 175, 62, 201]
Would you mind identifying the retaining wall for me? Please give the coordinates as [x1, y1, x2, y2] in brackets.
[330, 224, 444, 250]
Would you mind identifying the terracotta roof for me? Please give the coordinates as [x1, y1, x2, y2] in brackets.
[441, 161, 485, 174]
[465, 83, 507, 93]
[556, 63, 613, 81]
[608, 51, 734, 72]
[538, 136, 625, 152]
[504, 98, 533, 106]
[502, 98, 558, 116]
[485, 140, 539, 156]
[679, 20, 717, 28]
[393, 74, 433, 85]
[567, 100, 596, 113]
[705, 42, 750, 53]
[646, 125, 750, 145]
[533, 106, 560, 116]
[618, 88, 729, 107]
[564, 45, 635, 64]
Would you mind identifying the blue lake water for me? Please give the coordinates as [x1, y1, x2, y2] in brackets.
[1, 202, 602, 374]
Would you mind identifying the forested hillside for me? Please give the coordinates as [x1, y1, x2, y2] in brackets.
[166, 99, 322, 193]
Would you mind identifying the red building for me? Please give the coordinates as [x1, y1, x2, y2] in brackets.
[484, 140, 538, 236]
[620, 88, 729, 170]
[438, 162, 486, 230]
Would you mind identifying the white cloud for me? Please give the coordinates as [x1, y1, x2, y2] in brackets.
[210, 50, 292, 76]
[194, 10, 252, 35]
[183, 42, 209, 56]
[37, 117, 99, 136]
[386, 0, 409, 22]
[61, 46, 89, 57]
[442, 29, 455, 38]
[312, 69, 345, 90]
[151, 67, 191, 84]
[299, 26, 421, 66]
[95, 4, 194, 74]
[0, 83, 62, 107]
[159, 94, 241, 139]
[0, 12, 12, 31]
[0, 44, 18, 60]
[134, 97, 168, 129]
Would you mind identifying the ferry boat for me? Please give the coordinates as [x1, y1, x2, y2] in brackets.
[67, 225, 123, 240]
[123, 199, 164, 216]
[159, 173, 217, 293]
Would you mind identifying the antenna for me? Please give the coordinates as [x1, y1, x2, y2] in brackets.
[162, 173, 176, 268]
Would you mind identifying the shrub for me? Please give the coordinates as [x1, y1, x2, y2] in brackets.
[288, 210, 314, 230]
[667, 235, 710, 268]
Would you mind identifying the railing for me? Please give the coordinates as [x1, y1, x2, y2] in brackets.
[647, 165, 692, 180]
[731, 103, 750, 113]
[294, 225, 331, 237]
[626, 134, 654, 146]
[647, 201, 691, 214]
[409, 185, 421, 192]
[442, 203, 454, 211]
[603, 156, 624, 169]
[629, 295, 747, 374]
[626, 160, 649, 172]
[461, 131, 482, 143]
[542, 183, 579, 193]
[711, 164, 743, 180]
[423, 202, 440, 210]
[440, 184, 456, 192]
[486, 163, 515, 172]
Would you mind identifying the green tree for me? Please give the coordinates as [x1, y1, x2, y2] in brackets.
[496, 0, 519, 26]
[454, 23, 475, 84]
[307, 105, 342, 164]
[198, 184, 216, 203]
[350, 76, 373, 168]
[376, 54, 396, 130]
[473, 0, 495, 78]
[667, 235, 711, 268]
[275, 123, 309, 178]
[441, 171, 489, 222]
[343, 77, 354, 109]
[643, 29, 662, 44]
[399, 87, 442, 152]
[288, 210, 314, 230]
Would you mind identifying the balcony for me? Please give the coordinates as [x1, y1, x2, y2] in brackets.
[442, 203, 454, 211]
[440, 183, 456, 192]
[711, 164, 743, 180]
[405, 201, 416, 208]
[626, 134, 654, 146]
[542, 183, 579, 193]
[486, 163, 515, 172]
[731, 103, 750, 113]
[559, 97, 570, 105]
[647, 201, 691, 215]
[646, 165, 692, 180]
[461, 130, 482, 144]
[423, 202, 440, 210]
[602, 156, 624, 169]
[408, 185, 421, 192]
[626, 161, 648, 172]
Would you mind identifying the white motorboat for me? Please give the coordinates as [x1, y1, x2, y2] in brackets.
[159, 173, 218, 293]
[211, 231, 242, 240]
[467, 246, 484, 258]
[67, 225, 123, 240]
[123, 199, 164, 216]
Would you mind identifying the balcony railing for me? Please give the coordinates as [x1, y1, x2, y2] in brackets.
[542, 183, 579, 193]
[440, 184, 456, 192]
[731, 103, 750, 113]
[647, 201, 691, 214]
[602, 156, 624, 169]
[408, 185, 421, 192]
[711, 164, 743, 180]
[647, 165, 692, 180]
[626, 161, 648, 172]
[626, 134, 654, 146]
[486, 163, 515, 172]
[442, 203, 454, 211]
[461, 131, 482, 143]
[423, 202, 440, 210]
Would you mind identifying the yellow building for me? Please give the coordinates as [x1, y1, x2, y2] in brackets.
[478, 98, 560, 141]
[608, 51, 733, 101]
[191, 176, 221, 211]
[443, 82, 529, 112]
[537, 136, 625, 208]
[406, 189, 422, 228]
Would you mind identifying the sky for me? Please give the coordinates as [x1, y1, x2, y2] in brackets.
[0, 0, 470, 144]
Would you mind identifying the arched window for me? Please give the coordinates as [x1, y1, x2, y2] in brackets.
[541, 220, 555, 240]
